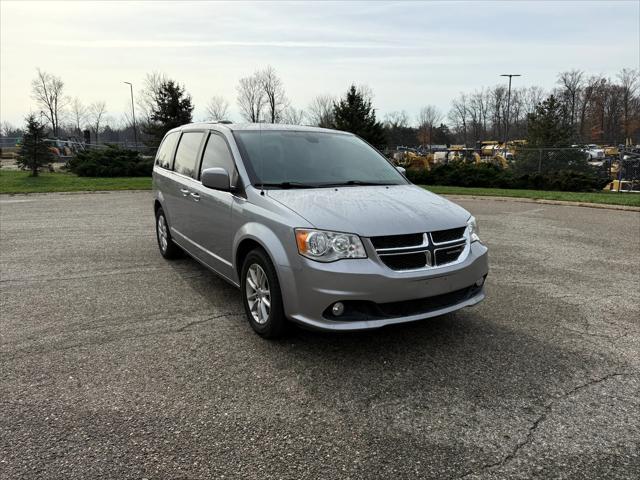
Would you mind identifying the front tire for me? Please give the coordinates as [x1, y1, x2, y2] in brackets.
[155, 207, 181, 259]
[241, 248, 287, 339]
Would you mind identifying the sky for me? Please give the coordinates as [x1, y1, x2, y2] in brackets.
[1, 0, 639, 128]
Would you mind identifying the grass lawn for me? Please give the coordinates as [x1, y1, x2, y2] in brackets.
[1, 171, 638, 207]
[423, 185, 640, 207]
[0, 170, 152, 194]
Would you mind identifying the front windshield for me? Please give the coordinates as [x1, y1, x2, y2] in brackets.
[234, 130, 407, 188]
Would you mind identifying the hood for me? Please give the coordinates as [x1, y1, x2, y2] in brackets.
[266, 185, 469, 237]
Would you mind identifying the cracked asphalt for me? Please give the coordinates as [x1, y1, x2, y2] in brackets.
[1, 191, 639, 479]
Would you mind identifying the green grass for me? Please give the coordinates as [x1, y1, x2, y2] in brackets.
[1, 171, 638, 207]
[0, 170, 152, 194]
[423, 185, 640, 207]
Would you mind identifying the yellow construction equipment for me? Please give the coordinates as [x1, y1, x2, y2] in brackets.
[604, 145, 619, 157]
[602, 179, 640, 192]
[393, 150, 432, 170]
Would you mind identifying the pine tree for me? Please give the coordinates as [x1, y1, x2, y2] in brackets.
[332, 85, 386, 147]
[526, 95, 578, 147]
[16, 114, 54, 177]
[516, 95, 588, 174]
[143, 79, 194, 145]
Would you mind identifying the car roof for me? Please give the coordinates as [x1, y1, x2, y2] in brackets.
[170, 122, 351, 136]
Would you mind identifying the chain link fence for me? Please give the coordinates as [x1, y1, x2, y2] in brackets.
[509, 146, 639, 187]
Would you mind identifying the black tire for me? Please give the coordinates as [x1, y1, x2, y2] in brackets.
[240, 248, 287, 339]
[155, 207, 181, 259]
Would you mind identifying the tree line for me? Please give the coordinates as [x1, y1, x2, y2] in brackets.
[2, 66, 638, 150]
[446, 69, 639, 145]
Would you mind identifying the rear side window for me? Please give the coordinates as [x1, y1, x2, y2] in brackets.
[173, 132, 203, 178]
[200, 133, 238, 186]
[155, 132, 179, 169]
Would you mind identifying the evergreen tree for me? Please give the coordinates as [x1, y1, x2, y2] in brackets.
[432, 123, 453, 145]
[332, 85, 386, 146]
[16, 114, 54, 177]
[143, 79, 194, 145]
[526, 95, 574, 147]
[516, 95, 589, 175]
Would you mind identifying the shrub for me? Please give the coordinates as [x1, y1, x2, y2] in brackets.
[66, 145, 153, 177]
[406, 161, 607, 192]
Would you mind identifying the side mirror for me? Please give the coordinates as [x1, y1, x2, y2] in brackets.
[201, 167, 231, 191]
[396, 166, 406, 175]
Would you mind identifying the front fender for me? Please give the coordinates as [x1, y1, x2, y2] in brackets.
[233, 222, 292, 269]
[232, 222, 300, 315]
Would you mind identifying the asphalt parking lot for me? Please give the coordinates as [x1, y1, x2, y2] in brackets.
[1, 191, 639, 479]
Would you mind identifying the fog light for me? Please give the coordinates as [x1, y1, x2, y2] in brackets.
[332, 302, 345, 316]
[475, 277, 485, 287]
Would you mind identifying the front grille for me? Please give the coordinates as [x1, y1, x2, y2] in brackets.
[435, 244, 465, 265]
[370, 226, 467, 271]
[431, 227, 466, 244]
[380, 252, 430, 270]
[322, 283, 483, 321]
[370, 233, 424, 250]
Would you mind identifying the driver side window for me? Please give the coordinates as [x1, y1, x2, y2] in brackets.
[200, 132, 238, 186]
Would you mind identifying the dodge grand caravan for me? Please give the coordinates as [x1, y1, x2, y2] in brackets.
[153, 123, 488, 338]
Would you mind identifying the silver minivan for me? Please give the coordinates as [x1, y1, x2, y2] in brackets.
[153, 123, 488, 338]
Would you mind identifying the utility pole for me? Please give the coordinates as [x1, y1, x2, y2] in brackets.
[500, 74, 521, 156]
[124, 82, 138, 147]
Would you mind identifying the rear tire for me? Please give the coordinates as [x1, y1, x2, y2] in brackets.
[241, 248, 287, 339]
[155, 207, 181, 259]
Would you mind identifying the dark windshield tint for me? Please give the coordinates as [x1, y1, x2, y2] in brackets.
[234, 131, 406, 187]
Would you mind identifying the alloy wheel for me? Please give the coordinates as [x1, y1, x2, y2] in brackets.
[157, 214, 168, 252]
[245, 264, 271, 324]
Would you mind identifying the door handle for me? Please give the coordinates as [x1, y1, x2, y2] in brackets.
[180, 188, 189, 197]
[190, 192, 200, 202]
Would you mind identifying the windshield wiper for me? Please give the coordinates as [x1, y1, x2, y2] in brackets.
[324, 180, 394, 187]
[258, 181, 320, 189]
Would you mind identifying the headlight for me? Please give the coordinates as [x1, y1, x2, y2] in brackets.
[295, 228, 367, 262]
[467, 216, 480, 243]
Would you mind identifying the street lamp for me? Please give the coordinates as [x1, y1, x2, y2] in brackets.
[500, 74, 521, 153]
[123, 81, 138, 147]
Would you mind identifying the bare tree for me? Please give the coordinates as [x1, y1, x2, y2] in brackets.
[578, 75, 605, 141]
[88, 101, 107, 144]
[236, 73, 265, 122]
[138, 71, 168, 121]
[416, 105, 442, 146]
[449, 93, 469, 143]
[509, 88, 526, 139]
[383, 111, 410, 129]
[488, 85, 506, 139]
[259, 66, 288, 123]
[524, 86, 545, 114]
[1, 121, 23, 137]
[206, 95, 230, 121]
[70, 97, 87, 136]
[557, 70, 584, 128]
[282, 106, 306, 125]
[469, 89, 490, 141]
[357, 84, 374, 103]
[618, 68, 639, 143]
[308, 94, 335, 128]
[31, 69, 68, 137]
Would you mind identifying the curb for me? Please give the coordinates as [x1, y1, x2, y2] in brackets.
[443, 194, 640, 212]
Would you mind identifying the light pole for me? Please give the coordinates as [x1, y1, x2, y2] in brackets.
[124, 81, 138, 147]
[500, 74, 521, 154]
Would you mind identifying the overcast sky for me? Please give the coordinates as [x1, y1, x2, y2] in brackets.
[1, 0, 638, 127]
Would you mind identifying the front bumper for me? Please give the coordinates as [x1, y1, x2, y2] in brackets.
[278, 241, 489, 331]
